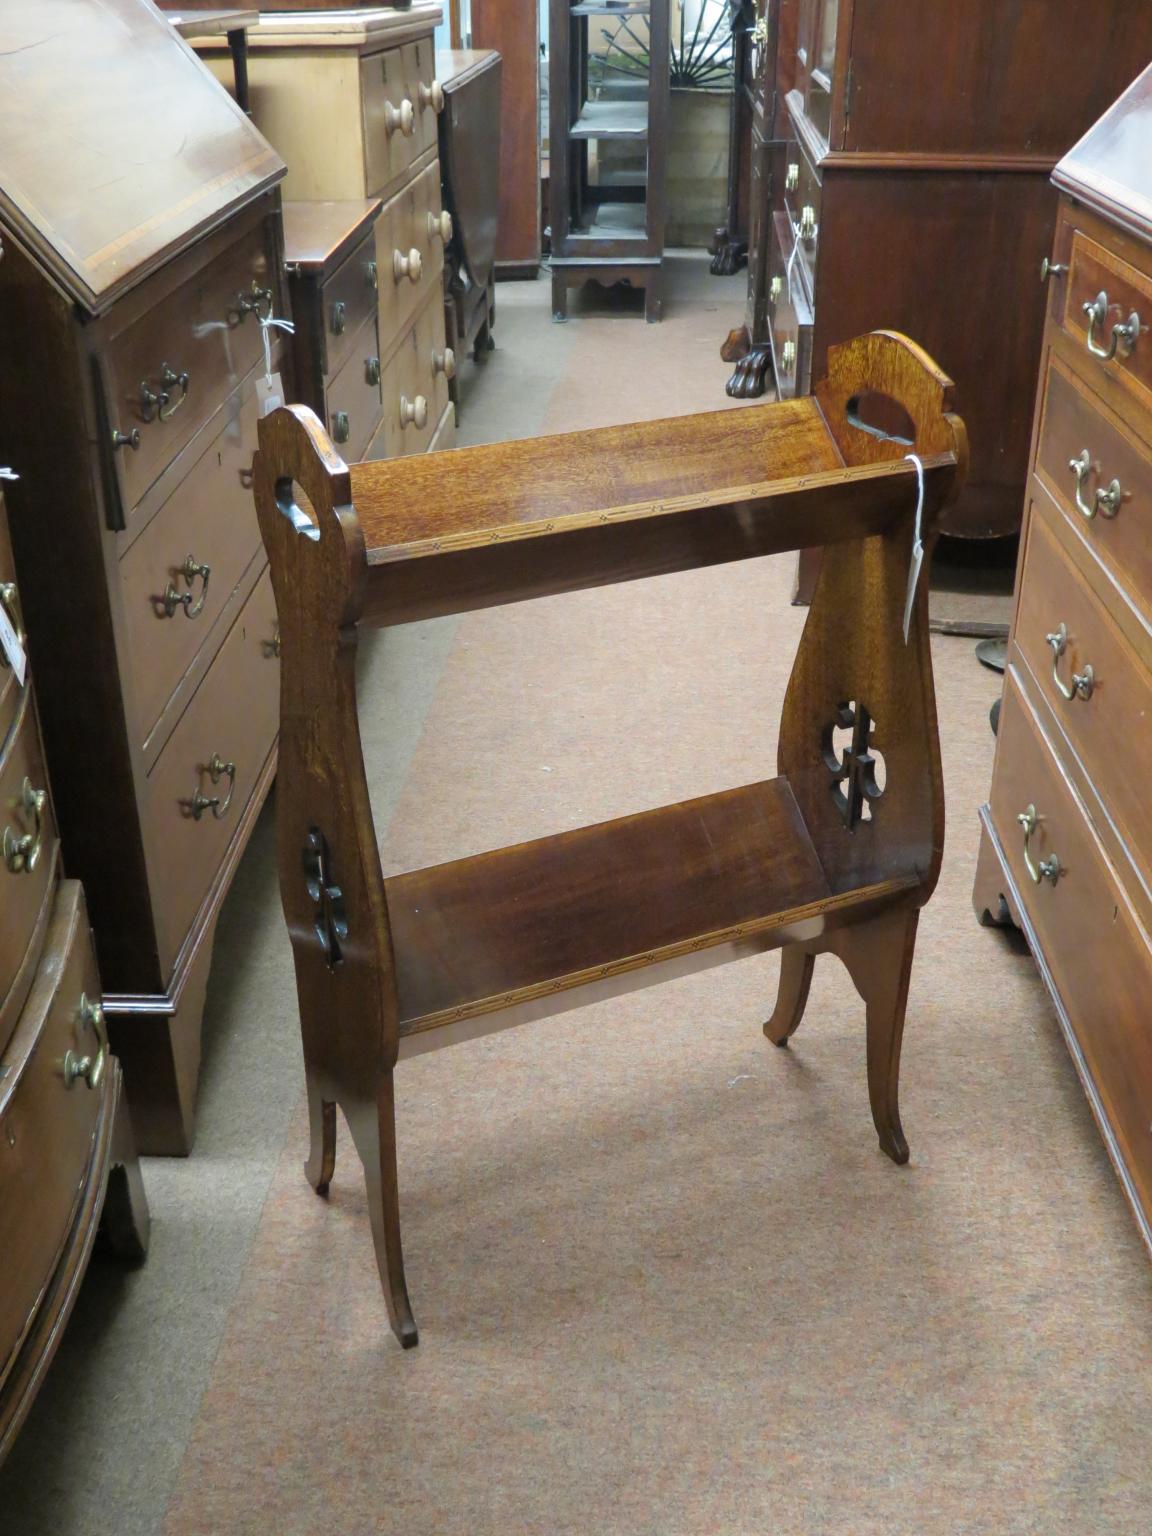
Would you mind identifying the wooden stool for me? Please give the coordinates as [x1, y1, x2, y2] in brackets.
[253, 330, 967, 1347]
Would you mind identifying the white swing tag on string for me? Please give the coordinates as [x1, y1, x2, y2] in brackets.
[256, 311, 295, 418]
[902, 452, 926, 645]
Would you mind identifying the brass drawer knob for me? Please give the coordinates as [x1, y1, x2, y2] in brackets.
[769, 275, 782, 302]
[365, 259, 378, 293]
[785, 162, 799, 192]
[162, 554, 211, 619]
[63, 994, 106, 1093]
[332, 410, 350, 444]
[3, 777, 47, 874]
[418, 78, 445, 113]
[798, 205, 818, 242]
[392, 247, 422, 285]
[432, 347, 456, 379]
[780, 339, 796, 374]
[1040, 257, 1068, 283]
[111, 427, 140, 452]
[383, 97, 415, 137]
[1083, 290, 1141, 362]
[1068, 448, 1123, 520]
[365, 356, 381, 387]
[1017, 804, 1060, 886]
[191, 753, 236, 821]
[330, 300, 347, 336]
[1045, 622, 1094, 701]
[399, 394, 428, 430]
[427, 209, 453, 244]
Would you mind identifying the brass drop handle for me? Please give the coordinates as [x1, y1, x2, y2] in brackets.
[798, 205, 818, 241]
[1083, 290, 1141, 362]
[427, 209, 453, 244]
[332, 411, 350, 444]
[270, 626, 281, 659]
[769, 275, 782, 302]
[191, 753, 236, 821]
[384, 98, 415, 137]
[365, 355, 381, 386]
[63, 995, 107, 1093]
[163, 554, 211, 619]
[780, 340, 796, 374]
[111, 427, 141, 452]
[139, 364, 189, 424]
[432, 347, 456, 379]
[418, 78, 444, 113]
[1017, 804, 1060, 886]
[1045, 621, 1094, 701]
[1068, 449, 1123, 520]
[330, 300, 347, 336]
[235, 283, 274, 322]
[365, 259, 378, 292]
[785, 162, 799, 193]
[1040, 257, 1068, 283]
[399, 394, 428, 430]
[0, 580, 24, 664]
[751, 14, 768, 46]
[393, 247, 422, 285]
[3, 777, 47, 874]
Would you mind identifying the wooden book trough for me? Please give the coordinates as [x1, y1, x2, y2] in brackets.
[253, 331, 966, 1347]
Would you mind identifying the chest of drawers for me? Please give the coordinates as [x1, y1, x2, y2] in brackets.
[0, 0, 287, 1153]
[974, 64, 1152, 1256]
[195, 4, 456, 459]
[0, 488, 149, 1465]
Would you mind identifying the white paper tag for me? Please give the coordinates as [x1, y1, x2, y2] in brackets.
[256, 372, 284, 418]
[0, 600, 27, 687]
[902, 453, 926, 644]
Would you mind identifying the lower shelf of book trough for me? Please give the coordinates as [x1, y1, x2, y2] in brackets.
[387, 776, 915, 1054]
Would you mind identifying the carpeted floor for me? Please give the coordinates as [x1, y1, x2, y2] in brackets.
[4, 255, 1151, 1536]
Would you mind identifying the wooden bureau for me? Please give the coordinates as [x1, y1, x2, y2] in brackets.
[0, 487, 149, 1464]
[0, 0, 288, 1153]
[195, 4, 457, 458]
[974, 66, 1152, 1254]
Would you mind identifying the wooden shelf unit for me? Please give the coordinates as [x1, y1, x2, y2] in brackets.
[252, 329, 966, 1348]
[548, 0, 671, 320]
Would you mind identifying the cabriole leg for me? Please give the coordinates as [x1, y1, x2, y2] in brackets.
[764, 948, 815, 1047]
[304, 1070, 336, 1196]
[353, 1071, 418, 1349]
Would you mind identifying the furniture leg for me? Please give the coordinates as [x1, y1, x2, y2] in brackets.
[350, 1072, 418, 1348]
[764, 948, 816, 1047]
[99, 1079, 150, 1264]
[226, 26, 251, 116]
[972, 817, 1015, 929]
[725, 341, 773, 398]
[710, 228, 748, 276]
[551, 271, 568, 322]
[304, 1071, 337, 1196]
[720, 323, 751, 364]
[830, 908, 919, 1165]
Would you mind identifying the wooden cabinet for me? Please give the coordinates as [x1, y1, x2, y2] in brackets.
[974, 65, 1152, 1260]
[0, 488, 149, 1465]
[471, 0, 540, 278]
[0, 0, 288, 1154]
[724, 0, 1152, 544]
[195, 3, 457, 461]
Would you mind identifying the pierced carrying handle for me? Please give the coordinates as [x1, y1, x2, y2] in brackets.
[1017, 804, 1060, 886]
[1045, 622, 1094, 701]
[1083, 290, 1141, 362]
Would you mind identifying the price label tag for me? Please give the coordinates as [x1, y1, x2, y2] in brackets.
[0, 599, 26, 687]
[256, 372, 284, 418]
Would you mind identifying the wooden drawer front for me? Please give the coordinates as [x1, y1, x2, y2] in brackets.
[321, 230, 381, 383]
[0, 502, 23, 751]
[1035, 354, 1152, 619]
[362, 46, 419, 195]
[405, 37, 441, 162]
[0, 881, 102, 1390]
[768, 213, 813, 402]
[119, 377, 264, 743]
[105, 224, 275, 512]
[142, 569, 279, 973]
[1015, 508, 1152, 874]
[380, 297, 451, 457]
[326, 316, 385, 464]
[989, 672, 1152, 1218]
[0, 689, 58, 1023]
[784, 140, 820, 275]
[1060, 227, 1152, 418]
[376, 160, 444, 354]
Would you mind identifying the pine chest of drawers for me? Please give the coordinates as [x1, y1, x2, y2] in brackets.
[0, 0, 288, 1153]
[974, 65, 1152, 1253]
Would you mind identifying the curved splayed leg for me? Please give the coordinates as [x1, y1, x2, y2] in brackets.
[764, 948, 816, 1047]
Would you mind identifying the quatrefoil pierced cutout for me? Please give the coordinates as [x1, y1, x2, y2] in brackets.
[303, 827, 349, 968]
[821, 701, 886, 830]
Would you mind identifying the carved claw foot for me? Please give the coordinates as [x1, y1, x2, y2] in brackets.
[709, 231, 748, 276]
[726, 343, 774, 399]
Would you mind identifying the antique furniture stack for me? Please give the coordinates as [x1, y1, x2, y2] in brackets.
[975, 67, 1152, 1258]
[253, 328, 966, 1345]
[437, 48, 503, 411]
[0, 483, 149, 1461]
[0, 0, 288, 1153]
[195, 4, 457, 460]
[723, 0, 1152, 553]
[548, 0, 672, 322]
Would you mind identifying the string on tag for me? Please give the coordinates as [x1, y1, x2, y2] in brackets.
[901, 452, 926, 645]
[260, 312, 295, 383]
[0, 468, 18, 482]
[786, 225, 802, 306]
